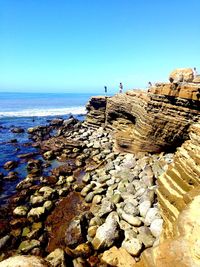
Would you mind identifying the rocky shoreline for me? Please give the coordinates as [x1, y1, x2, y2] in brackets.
[0, 68, 200, 266]
[0, 115, 173, 266]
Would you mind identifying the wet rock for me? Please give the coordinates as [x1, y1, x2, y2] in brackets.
[39, 186, 55, 200]
[43, 200, 53, 211]
[43, 150, 55, 160]
[28, 207, 45, 221]
[46, 248, 66, 267]
[50, 118, 64, 126]
[64, 214, 87, 248]
[3, 160, 18, 170]
[65, 243, 93, 258]
[30, 195, 44, 206]
[13, 206, 28, 217]
[52, 164, 74, 177]
[18, 152, 39, 159]
[11, 127, 25, 133]
[10, 218, 28, 229]
[18, 239, 40, 253]
[0, 255, 50, 267]
[101, 246, 136, 267]
[27, 159, 42, 174]
[4, 171, 18, 181]
[0, 235, 10, 251]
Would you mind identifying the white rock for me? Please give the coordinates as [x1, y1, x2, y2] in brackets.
[139, 200, 151, 218]
[122, 238, 142, 256]
[144, 207, 161, 226]
[150, 218, 163, 238]
[13, 206, 28, 216]
[0, 255, 48, 267]
[121, 212, 142, 227]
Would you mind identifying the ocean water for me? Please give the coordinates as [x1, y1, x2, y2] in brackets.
[0, 92, 95, 205]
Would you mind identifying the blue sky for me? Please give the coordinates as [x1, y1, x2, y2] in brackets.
[0, 0, 200, 93]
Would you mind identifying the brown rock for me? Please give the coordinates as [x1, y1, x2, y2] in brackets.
[169, 68, 194, 82]
[101, 246, 136, 267]
[3, 160, 18, 170]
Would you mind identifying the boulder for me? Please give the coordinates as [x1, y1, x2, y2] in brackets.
[11, 127, 25, 133]
[101, 246, 136, 267]
[46, 248, 66, 267]
[13, 206, 28, 217]
[122, 237, 143, 257]
[92, 212, 121, 250]
[169, 68, 193, 82]
[0, 255, 50, 267]
[3, 160, 18, 170]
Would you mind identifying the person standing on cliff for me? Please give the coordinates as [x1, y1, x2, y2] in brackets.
[104, 86, 107, 97]
[193, 67, 197, 78]
[119, 82, 123, 93]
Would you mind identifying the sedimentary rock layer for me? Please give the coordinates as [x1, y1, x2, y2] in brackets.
[133, 122, 200, 267]
[85, 83, 200, 153]
[106, 89, 199, 153]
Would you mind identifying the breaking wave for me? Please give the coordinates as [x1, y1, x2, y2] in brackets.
[0, 106, 87, 118]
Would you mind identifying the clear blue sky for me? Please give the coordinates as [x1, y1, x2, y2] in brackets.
[0, 0, 200, 93]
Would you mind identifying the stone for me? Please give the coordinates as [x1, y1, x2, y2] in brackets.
[92, 212, 121, 250]
[13, 206, 28, 217]
[110, 194, 122, 204]
[0, 255, 49, 267]
[30, 195, 44, 206]
[65, 215, 86, 248]
[122, 237, 143, 257]
[43, 150, 54, 160]
[169, 68, 194, 82]
[46, 248, 66, 267]
[144, 207, 161, 226]
[137, 226, 155, 248]
[121, 212, 142, 227]
[28, 207, 45, 220]
[139, 200, 151, 218]
[43, 200, 53, 211]
[39, 186, 55, 200]
[101, 246, 136, 267]
[0, 235, 10, 251]
[65, 243, 92, 258]
[11, 127, 25, 133]
[98, 199, 115, 217]
[4, 171, 18, 180]
[3, 160, 18, 170]
[123, 202, 139, 216]
[18, 239, 40, 253]
[88, 226, 98, 238]
[150, 218, 163, 238]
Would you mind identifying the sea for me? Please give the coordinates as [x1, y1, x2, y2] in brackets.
[0, 92, 98, 205]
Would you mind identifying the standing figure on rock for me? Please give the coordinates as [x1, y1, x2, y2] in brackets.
[104, 86, 107, 97]
[193, 67, 197, 79]
[119, 82, 123, 93]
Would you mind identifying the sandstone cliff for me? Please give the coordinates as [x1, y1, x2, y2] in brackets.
[85, 82, 200, 153]
[134, 122, 200, 267]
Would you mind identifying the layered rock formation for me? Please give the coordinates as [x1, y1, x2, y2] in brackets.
[134, 122, 200, 267]
[86, 85, 200, 153]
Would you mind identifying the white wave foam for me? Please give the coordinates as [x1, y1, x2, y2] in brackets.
[0, 106, 87, 118]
